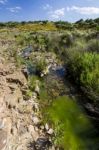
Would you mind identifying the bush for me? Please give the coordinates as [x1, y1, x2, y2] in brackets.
[28, 75, 39, 91]
[66, 50, 99, 102]
[60, 33, 74, 47]
[87, 39, 99, 53]
[36, 59, 47, 75]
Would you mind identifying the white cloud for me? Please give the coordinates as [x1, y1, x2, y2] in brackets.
[0, 0, 7, 4]
[7, 6, 22, 13]
[49, 8, 65, 19]
[43, 4, 52, 10]
[66, 6, 99, 15]
[42, 4, 65, 20]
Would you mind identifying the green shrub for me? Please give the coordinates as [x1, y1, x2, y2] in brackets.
[25, 89, 33, 99]
[36, 59, 47, 74]
[28, 75, 39, 91]
[87, 39, 99, 53]
[66, 51, 99, 102]
[60, 33, 74, 47]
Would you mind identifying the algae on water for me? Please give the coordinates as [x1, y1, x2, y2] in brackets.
[48, 96, 99, 150]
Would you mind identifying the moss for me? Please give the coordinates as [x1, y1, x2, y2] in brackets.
[47, 96, 99, 150]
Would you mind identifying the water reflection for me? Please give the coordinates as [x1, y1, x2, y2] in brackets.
[21, 46, 33, 58]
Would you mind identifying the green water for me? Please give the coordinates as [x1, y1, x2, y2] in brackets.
[41, 68, 99, 150]
[48, 96, 99, 150]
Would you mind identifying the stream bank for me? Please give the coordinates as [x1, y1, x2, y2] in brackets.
[42, 64, 99, 150]
[19, 47, 99, 149]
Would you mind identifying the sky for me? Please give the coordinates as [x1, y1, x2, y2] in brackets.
[0, 0, 99, 22]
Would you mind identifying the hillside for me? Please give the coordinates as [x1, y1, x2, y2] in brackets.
[0, 20, 99, 150]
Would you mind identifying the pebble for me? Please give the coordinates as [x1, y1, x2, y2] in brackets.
[32, 116, 40, 125]
[0, 119, 5, 129]
[28, 125, 35, 133]
[47, 129, 54, 135]
[40, 125, 44, 130]
[45, 123, 49, 131]
[32, 92, 37, 99]
[34, 127, 39, 132]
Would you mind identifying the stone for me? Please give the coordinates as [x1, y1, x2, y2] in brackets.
[8, 83, 18, 91]
[41, 65, 50, 77]
[5, 94, 18, 109]
[0, 75, 6, 84]
[4, 117, 12, 135]
[34, 127, 39, 132]
[6, 70, 27, 86]
[47, 129, 54, 135]
[49, 146, 56, 150]
[21, 68, 29, 79]
[0, 57, 5, 64]
[18, 104, 33, 114]
[41, 73, 44, 77]
[4, 88, 23, 109]
[11, 126, 17, 135]
[35, 85, 40, 95]
[0, 63, 15, 76]
[34, 137, 51, 150]
[0, 53, 59, 150]
[0, 130, 7, 150]
[19, 126, 27, 136]
[35, 80, 40, 95]
[0, 119, 5, 129]
[45, 123, 49, 131]
[28, 125, 39, 141]
[28, 125, 35, 133]
[32, 116, 40, 125]
[40, 125, 44, 130]
[33, 102, 39, 112]
[32, 92, 37, 99]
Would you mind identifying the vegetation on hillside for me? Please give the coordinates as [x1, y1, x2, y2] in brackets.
[0, 18, 99, 31]
[1, 18, 99, 150]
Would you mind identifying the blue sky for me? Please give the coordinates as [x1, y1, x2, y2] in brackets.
[0, 0, 99, 22]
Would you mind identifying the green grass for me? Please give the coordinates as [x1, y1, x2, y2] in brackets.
[28, 75, 40, 91]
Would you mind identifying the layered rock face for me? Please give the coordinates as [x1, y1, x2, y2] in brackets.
[0, 59, 54, 150]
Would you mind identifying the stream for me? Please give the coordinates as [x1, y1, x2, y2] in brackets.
[21, 46, 99, 149]
[45, 65, 99, 150]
